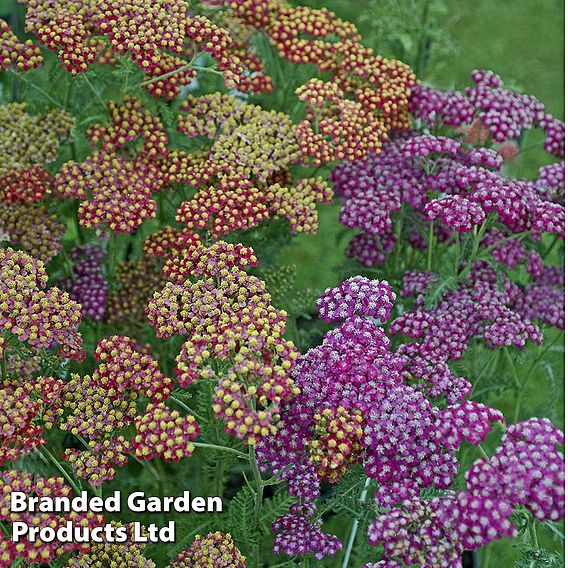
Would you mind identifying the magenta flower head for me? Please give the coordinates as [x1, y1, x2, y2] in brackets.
[316, 276, 396, 323]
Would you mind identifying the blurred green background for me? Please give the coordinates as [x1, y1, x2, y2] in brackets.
[279, 0, 565, 292]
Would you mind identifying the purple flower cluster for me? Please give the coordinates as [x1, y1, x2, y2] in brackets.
[257, 278, 516, 561]
[393, 262, 551, 402]
[425, 195, 486, 233]
[345, 232, 396, 268]
[60, 244, 108, 321]
[316, 276, 396, 323]
[367, 417, 564, 564]
[331, 129, 564, 277]
[400, 134, 461, 159]
[409, 69, 564, 157]
[272, 503, 342, 560]
[363, 385, 458, 507]
[466, 418, 564, 521]
[408, 84, 473, 127]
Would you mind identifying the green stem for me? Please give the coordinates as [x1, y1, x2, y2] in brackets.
[39, 446, 82, 494]
[426, 220, 434, 271]
[502, 349, 524, 422]
[132, 454, 161, 482]
[192, 442, 248, 460]
[480, 230, 533, 257]
[169, 394, 208, 423]
[10, 70, 62, 107]
[341, 477, 371, 568]
[250, 446, 265, 568]
[541, 238, 558, 261]
[82, 74, 107, 111]
[481, 543, 493, 568]
[513, 329, 563, 422]
[136, 50, 205, 88]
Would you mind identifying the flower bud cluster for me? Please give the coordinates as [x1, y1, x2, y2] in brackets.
[0, 103, 74, 175]
[143, 226, 201, 260]
[60, 244, 108, 321]
[178, 93, 300, 182]
[60, 372, 139, 437]
[307, 407, 363, 483]
[65, 522, 154, 568]
[0, 202, 65, 263]
[369, 419, 564, 563]
[0, 19, 43, 71]
[147, 265, 298, 443]
[317, 276, 396, 323]
[295, 79, 389, 164]
[169, 531, 246, 567]
[467, 418, 564, 522]
[94, 335, 173, 402]
[392, 262, 548, 401]
[55, 151, 164, 233]
[230, 1, 416, 125]
[0, 384, 44, 464]
[0, 165, 53, 204]
[163, 240, 257, 283]
[266, 177, 334, 234]
[30, 375, 66, 427]
[0, 470, 103, 566]
[22, 0, 243, 95]
[133, 403, 199, 462]
[425, 194, 487, 233]
[86, 98, 169, 158]
[272, 502, 342, 561]
[0, 247, 84, 360]
[176, 176, 269, 237]
[106, 258, 165, 324]
[64, 436, 130, 487]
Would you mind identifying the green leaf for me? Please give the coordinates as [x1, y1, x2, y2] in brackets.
[423, 274, 457, 310]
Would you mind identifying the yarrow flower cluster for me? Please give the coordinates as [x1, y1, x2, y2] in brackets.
[254, 275, 557, 562]
[133, 403, 199, 462]
[317, 276, 396, 323]
[392, 262, 550, 402]
[21, 0, 245, 96]
[368, 417, 564, 565]
[0, 202, 65, 263]
[106, 257, 164, 325]
[0, 19, 43, 71]
[169, 532, 246, 567]
[0, 103, 74, 175]
[409, 70, 564, 157]
[147, 262, 299, 444]
[0, 384, 44, 464]
[0, 471, 103, 566]
[64, 522, 154, 568]
[60, 244, 108, 321]
[0, 247, 84, 360]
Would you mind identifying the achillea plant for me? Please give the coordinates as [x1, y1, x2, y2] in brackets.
[0, 1, 563, 566]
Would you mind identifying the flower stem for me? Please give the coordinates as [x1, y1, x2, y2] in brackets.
[10, 70, 63, 107]
[249, 445, 265, 568]
[192, 442, 248, 460]
[39, 446, 82, 495]
[426, 221, 434, 271]
[169, 394, 208, 423]
[341, 477, 371, 568]
[82, 74, 107, 111]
